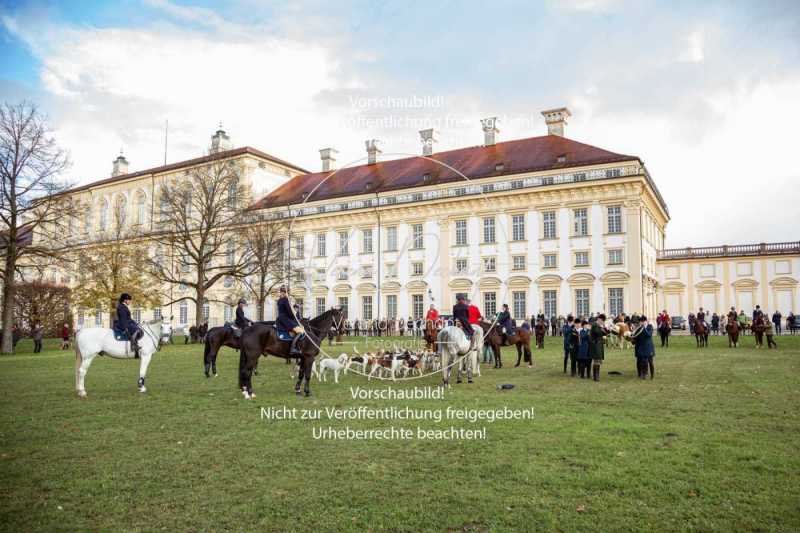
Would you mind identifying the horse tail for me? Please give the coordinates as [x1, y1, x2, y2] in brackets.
[74, 330, 83, 392]
[203, 335, 212, 365]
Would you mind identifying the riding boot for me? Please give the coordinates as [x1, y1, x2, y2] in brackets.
[132, 332, 141, 359]
[289, 333, 302, 356]
[563, 355, 568, 373]
[593, 365, 599, 381]
[649, 359, 655, 380]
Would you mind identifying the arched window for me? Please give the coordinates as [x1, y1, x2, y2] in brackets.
[136, 192, 147, 225]
[99, 200, 109, 231]
[115, 196, 127, 228]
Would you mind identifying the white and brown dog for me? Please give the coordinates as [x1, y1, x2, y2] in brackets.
[313, 353, 349, 383]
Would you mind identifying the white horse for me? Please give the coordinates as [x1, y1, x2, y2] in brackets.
[74, 320, 165, 397]
[437, 324, 483, 386]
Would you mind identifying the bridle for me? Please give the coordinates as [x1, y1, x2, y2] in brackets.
[141, 322, 164, 352]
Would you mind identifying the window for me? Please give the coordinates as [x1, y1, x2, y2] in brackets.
[573, 172, 586, 182]
[295, 298, 304, 317]
[226, 241, 235, 266]
[412, 294, 424, 319]
[411, 224, 424, 249]
[775, 260, 791, 275]
[482, 257, 496, 273]
[511, 214, 525, 241]
[338, 231, 349, 256]
[607, 205, 622, 234]
[362, 229, 373, 253]
[512, 255, 526, 271]
[386, 295, 397, 319]
[95, 305, 102, 326]
[316, 297, 326, 316]
[575, 251, 589, 267]
[483, 292, 497, 317]
[575, 289, 590, 317]
[227, 181, 238, 208]
[609, 288, 624, 317]
[159, 194, 169, 223]
[385, 263, 397, 278]
[294, 237, 304, 259]
[317, 233, 327, 256]
[202, 300, 210, 321]
[606, 168, 621, 178]
[153, 308, 162, 321]
[411, 262, 424, 276]
[337, 267, 348, 281]
[338, 296, 349, 317]
[224, 275, 234, 288]
[386, 227, 398, 251]
[573, 208, 588, 236]
[361, 265, 373, 279]
[483, 217, 496, 243]
[99, 200, 109, 231]
[511, 179, 523, 189]
[314, 269, 326, 282]
[482, 183, 495, 193]
[455, 258, 468, 274]
[608, 249, 623, 265]
[542, 211, 556, 239]
[512, 291, 526, 319]
[543, 254, 557, 269]
[700, 264, 715, 278]
[179, 301, 188, 325]
[736, 262, 753, 276]
[136, 193, 147, 225]
[116, 196, 127, 228]
[543, 290, 557, 318]
[362, 296, 373, 320]
[455, 219, 467, 246]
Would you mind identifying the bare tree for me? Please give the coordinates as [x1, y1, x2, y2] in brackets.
[71, 209, 161, 327]
[0, 101, 74, 354]
[146, 157, 252, 326]
[241, 219, 288, 321]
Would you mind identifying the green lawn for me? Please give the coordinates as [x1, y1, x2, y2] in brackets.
[1, 333, 799, 532]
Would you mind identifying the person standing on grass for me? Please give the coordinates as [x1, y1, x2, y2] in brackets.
[772, 311, 782, 335]
[32, 323, 43, 353]
[711, 313, 720, 335]
[787, 312, 795, 335]
[764, 319, 777, 349]
[61, 322, 70, 350]
[589, 314, 609, 382]
[562, 315, 574, 375]
[631, 316, 655, 379]
[576, 320, 591, 379]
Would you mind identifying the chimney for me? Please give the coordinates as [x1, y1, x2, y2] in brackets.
[319, 148, 338, 172]
[419, 128, 438, 156]
[365, 139, 381, 165]
[481, 117, 499, 146]
[209, 123, 232, 154]
[112, 151, 129, 177]
[541, 107, 571, 137]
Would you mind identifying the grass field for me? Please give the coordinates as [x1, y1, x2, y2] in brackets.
[1, 333, 799, 532]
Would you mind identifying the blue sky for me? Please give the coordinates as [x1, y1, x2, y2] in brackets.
[1, 0, 799, 246]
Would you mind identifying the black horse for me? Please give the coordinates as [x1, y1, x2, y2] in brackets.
[238, 308, 344, 398]
[203, 326, 240, 377]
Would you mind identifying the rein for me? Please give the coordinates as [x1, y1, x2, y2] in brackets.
[141, 322, 163, 352]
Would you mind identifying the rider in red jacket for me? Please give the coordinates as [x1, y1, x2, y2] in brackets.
[467, 299, 482, 325]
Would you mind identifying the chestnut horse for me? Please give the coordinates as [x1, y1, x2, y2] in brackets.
[726, 319, 740, 348]
[509, 325, 534, 367]
[238, 308, 344, 398]
[751, 315, 766, 348]
[479, 320, 503, 368]
[694, 320, 709, 348]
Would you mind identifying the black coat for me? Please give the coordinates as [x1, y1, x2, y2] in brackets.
[116, 302, 136, 333]
[276, 296, 299, 331]
[235, 306, 250, 328]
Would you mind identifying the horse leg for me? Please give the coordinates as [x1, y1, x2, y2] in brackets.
[649, 358, 655, 380]
[76, 349, 95, 398]
[515, 345, 522, 367]
[204, 341, 212, 378]
[295, 360, 304, 395]
[303, 357, 313, 397]
[495, 345, 502, 368]
[138, 352, 153, 393]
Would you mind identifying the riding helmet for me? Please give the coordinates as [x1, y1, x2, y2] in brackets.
[238, 298, 247, 305]
[120, 293, 132, 302]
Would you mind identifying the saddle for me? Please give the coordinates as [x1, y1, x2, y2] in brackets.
[113, 328, 130, 342]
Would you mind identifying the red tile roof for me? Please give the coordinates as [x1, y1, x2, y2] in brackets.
[59, 147, 308, 196]
[250, 135, 641, 210]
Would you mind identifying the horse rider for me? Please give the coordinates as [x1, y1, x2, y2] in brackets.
[466, 298, 482, 328]
[425, 304, 439, 326]
[497, 304, 515, 345]
[697, 307, 707, 331]
[233, 298, 252, 337]
[452, 294, 473, 342]
[115, 293, 142, 357]
[277, 286, 305, 356]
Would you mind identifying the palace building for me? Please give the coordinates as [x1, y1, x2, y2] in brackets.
[38, 110, 800, 328]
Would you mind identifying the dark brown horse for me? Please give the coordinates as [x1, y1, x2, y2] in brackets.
[238, 308, 344, 398]
[509, 325, 534, 367]
[694, 320, 708, 348]
[751, 315, 766, 348]
[726, 319, 740, 348]
[203, 326, 240, 378]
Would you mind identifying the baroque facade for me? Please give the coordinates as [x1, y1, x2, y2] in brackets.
[39, 110, 799, 328]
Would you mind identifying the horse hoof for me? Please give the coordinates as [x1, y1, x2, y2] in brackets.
[305, 392, 312, 397]
[204, 373, 210, 379]
[295, 390, 302, 396]
[214, 373, 218, 378]
[468, 380, 473, 384]
[456, 380, 462, 384]
[77, 390, 87, 398]
[138, 387, 147, 393]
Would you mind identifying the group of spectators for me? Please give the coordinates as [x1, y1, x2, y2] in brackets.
[686, 307, 797, 336]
